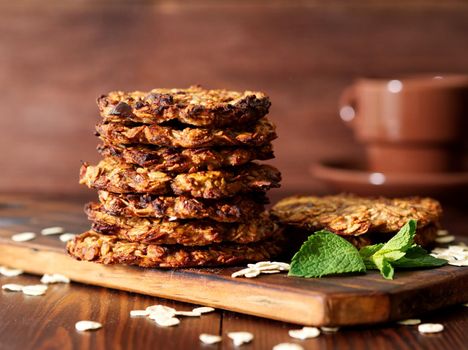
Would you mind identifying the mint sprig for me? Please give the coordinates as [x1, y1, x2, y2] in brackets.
[361, 219, 417, 279]
[289, 219, 447, 280]
[364, 246, 447, 269]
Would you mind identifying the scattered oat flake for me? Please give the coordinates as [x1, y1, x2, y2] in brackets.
[199, 333, 222, 345]
[255, 264, 281, 271]
[430, 245, 468, 267]
[130, 309, 150, 317]
[146, 305, 176, 318]
[11, 232, 36, 242]
[433, 254, 454, 261]
[59, 233, 76, 242]
[272, 262, 291, 271]
[227, 332, 254, 346]
[232, 262, 290, 278]
[448, 260, 468, 267]
[273, 343, 304, 350]
[244, 270, 261, 278]
[248, 261, 272, 268]
[41, 226, 64, 235]
[418, 323, 444, 334]
[2, 284, 24, 292]
[22, 284, 48, 296]
[320, 326, 339, 332]
[168, 216, 178, 222]
[435, 235, 455, 244]
[40, 273, 70, 284]
[248, 261, 290, 271]
[437, 229, 449, 236]
[154, 317, 180, 327]
[0, 266, 24, 277]
[447, 245, 468, 254]
[397, 319, 421, 326]
[75, 320, 102, 331]
[288, 326, 320, 340]
[231, 267, 255, 278]
[174, 311, 200, 317]
[192, 306, 215, 314]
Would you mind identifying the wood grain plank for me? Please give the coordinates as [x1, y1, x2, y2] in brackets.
[0, 274, 222, 350]
[221, 305, 468, 350]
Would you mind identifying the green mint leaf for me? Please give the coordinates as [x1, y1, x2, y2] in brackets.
[374, 219, 417, 259]
[373, 255, 395, 279]
[289, 230, 366, 278]
[359, 244, 384, 259]
[369, 219, 417, 275]
[359, 244, 384, 269]
[392, 246, 448, 268]
[362, 219, 417, 279]
[364, 246, 447, 271]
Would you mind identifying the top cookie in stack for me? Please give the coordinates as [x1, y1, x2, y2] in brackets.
[67, 86, 284, 268]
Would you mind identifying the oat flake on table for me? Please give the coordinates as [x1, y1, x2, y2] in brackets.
[75, 320, 102, 331]
[59, 233, 76, 242]
[273, 343, 304, 350]
[40, 273, 70, 284]
[130, 310, 150, 317]
[199, 334, 222, 345]
[418, 323, 444, 334]
[397, 319, 421, 326]
[227, 331, 254, 346]
[11, 232, 36, 242]
[2, 283, 24, 292]
[41, 226, 64, 235]
[288, 326, 320, 340]
[154, 317, 180, 327]
[192, 306, 215, 314]
[320, 326, 340, 332]
[0, 266, 24, 277]
[22, 285, 48, 296]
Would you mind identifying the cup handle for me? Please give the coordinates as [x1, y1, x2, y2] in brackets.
[339, 85, 357, 126]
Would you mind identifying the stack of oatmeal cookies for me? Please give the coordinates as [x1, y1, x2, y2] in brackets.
[67, 86, 283, 268]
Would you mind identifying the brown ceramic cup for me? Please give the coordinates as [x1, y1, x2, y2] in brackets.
[339, 74, 468, 173]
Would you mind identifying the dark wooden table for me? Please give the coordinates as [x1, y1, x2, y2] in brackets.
[1, 194, 467, 350]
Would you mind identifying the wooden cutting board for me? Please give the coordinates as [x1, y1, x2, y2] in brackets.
[0, 195, 467, 326]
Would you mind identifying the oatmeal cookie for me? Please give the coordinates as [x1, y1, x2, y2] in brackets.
[67, 230, 284, 268]
[98, 86, 270, 127]
[86, 202, 276, 245]
[97, 143, 274, 172]
[98, 191, 267, 222]
[271, 194, 442, 245]
[96, 117, 276, 149]
[80, 157, 281, 198]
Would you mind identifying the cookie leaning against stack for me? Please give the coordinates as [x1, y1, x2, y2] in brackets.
[67, 86, 284, 268]
[271, 194, 442, 249]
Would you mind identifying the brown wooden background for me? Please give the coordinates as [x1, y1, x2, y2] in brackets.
[1, 0, 468, 197]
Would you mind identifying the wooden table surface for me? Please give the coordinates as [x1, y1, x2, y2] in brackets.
[1, 194, 467, 350]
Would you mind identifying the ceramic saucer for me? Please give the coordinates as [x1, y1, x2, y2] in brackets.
[311, 159, 468, 197]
